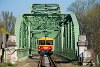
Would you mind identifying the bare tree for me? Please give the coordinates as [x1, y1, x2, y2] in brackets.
[67, 0, 96, 34]
[1, 11, 16, 35]
[84, 4, 100, 48]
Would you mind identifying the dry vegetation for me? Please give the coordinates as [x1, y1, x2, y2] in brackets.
[67, 0, 100, 62]
[83, 4, 100, 61]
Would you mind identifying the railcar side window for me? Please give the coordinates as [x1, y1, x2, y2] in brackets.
[46, 40, 53, 45]
[39, 40, 45, 45]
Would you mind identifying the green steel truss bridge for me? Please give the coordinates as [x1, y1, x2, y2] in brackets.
[15, 4, 79, 60]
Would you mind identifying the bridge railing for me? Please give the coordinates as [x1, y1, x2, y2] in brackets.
[54, 49, 77, 59]
[96, 55, 100, 67]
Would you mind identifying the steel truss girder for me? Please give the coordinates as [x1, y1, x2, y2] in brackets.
[15, 4, 79, 59]
[54, 14, 79, 51]
[22, 14, 68, 38]
[22, 14, 67, 30]
[16, 14, 79, 49]
[31, 4, 61, 14]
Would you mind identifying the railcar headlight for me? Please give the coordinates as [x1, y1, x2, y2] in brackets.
[38, 46, 41, 48]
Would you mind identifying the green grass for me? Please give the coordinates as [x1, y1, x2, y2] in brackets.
[0, 63, 7, 67]
[0, 62, 16, 67]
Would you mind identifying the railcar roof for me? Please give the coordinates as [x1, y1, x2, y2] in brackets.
[38, 37, 53, 40]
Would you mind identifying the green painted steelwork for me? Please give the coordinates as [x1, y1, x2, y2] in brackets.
[15, 4, 79, 60]
[31, 4, 61, 14]
[54, 14, 79, 58]
[96, 55, 100, 67]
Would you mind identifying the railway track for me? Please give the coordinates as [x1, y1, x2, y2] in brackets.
[38, 55, 44, 67]
[38, 55, 57, 67]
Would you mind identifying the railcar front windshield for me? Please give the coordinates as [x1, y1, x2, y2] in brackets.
[46, 40, 53, 45]
[39, 40, 45, 45]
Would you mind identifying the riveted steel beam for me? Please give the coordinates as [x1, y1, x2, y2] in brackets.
[15, 4, 79, 59]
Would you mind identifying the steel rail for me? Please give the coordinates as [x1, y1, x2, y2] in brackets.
[48, 55, 57, 67]
[38, 55, 57, 67]
[38, 55, 44, 67]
